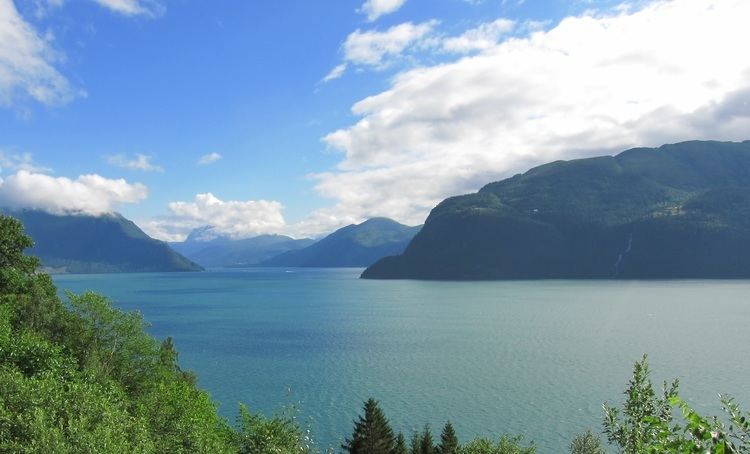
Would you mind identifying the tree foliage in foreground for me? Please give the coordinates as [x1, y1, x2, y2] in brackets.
[603, 355, 750, 453]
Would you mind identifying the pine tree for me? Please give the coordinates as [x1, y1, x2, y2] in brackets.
[343, 398, 396, 454]
[394, 433, 408, 454]
[418, 424, 435, 454]
[436, 422, 459, 454]
[410, 432, 421, 454]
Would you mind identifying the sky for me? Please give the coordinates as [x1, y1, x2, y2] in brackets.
[0, 0, 748, 241]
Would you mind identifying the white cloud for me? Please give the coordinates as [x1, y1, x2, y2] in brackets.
[318, 0, 750, 227]
[323, 63, 347, 82]
[197, 152, 222, 165]
[0, 151, 53, 173]
[107, 153, 163, 172]
[141, 193, 288, 242]
[442, 18, 515, 53]
[91, 0, 164, 17]
[0, 0, 78, 106]
[359, 0, 406, 22]
[0, 170, 147, 215]
[343, 20, 437, 67]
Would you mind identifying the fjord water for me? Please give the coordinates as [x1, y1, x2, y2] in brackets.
[54, 269, 750, 452]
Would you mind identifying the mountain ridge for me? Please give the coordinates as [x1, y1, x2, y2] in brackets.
[363, 140, 750, 280]
[261, 217, 421, 268]
[171, 231, 314, 268]
[2, 209, 202, 274]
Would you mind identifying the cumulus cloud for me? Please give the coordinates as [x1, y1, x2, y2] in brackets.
[0, 170, 147, 215]
[359, 0, 406, 22]
[318, 0, 750, 227]
[107, 153, 163, 172]
[442, 18, 514, 53]
[141, 193, 288, 242]
[197, 152, 222, 165]
[343, 20, 438, 67]
[0, 0, 78, 106]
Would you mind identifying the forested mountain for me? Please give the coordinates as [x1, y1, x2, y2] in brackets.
[363, 140, 750, 280]
[171, 228, 314, 267]
[261, 218, 421, 268]
[3, 210, 201, 273]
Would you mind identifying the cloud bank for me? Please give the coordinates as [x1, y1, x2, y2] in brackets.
[141, 193, 288, 242]
[317, 0, 750, 227]
[0, 170, 147, 215]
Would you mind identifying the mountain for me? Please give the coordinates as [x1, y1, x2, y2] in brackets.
[170, 229, 314, 267]
[363, 140, 750, 280]
[261, 218, 421, 267]
[3, 210, 202, 273]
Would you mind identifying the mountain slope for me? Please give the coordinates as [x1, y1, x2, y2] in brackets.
[4, 210, 202, 273]
[171, 230, 314, 267]
[363, 140, 750, 280]
[261, 218, 421, 267]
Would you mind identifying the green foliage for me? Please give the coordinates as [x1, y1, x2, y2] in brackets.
[0, 215, 232, 452]
[394, 433, 408, 454]
[343, 398, 396, 454]
[603, 355, 750, 453]
[234, 404, 313, 454]
[569, 430, 604, 454]
[456, 436, 535, 454]
[437, 422, 460, 454]
[414, 424, 435, 454]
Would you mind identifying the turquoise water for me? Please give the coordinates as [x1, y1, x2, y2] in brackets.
[54, 269, 750, 452]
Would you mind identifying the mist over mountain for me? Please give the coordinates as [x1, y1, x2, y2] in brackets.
[363, 140, 750, 280]
[3, 210, 202, 274]
[261, 218, 421, 268]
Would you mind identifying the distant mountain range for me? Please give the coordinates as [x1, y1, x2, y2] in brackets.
[171, 228, 314, 267]
[260, 218, 421, 268]
[363, 140, 750, 280]
[4, 210, 202, 273]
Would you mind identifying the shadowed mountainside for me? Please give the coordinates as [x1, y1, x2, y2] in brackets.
[4, 209, 202, 273]
[261, 218, 421, 268]
[363, 140, 750, 280]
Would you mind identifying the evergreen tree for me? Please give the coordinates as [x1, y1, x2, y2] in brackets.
[436, 422, 459, 454]
[410, 432, 421, 454]
[343, 398, 396, 454]
[393, 433, 408, 454]
[418, 425, 435, 454]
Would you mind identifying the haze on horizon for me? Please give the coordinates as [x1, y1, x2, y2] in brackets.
[0, 0, 748, 241]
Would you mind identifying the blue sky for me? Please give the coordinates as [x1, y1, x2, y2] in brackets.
[1, 0, 748, 240]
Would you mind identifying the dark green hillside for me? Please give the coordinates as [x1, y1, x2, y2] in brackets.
[261, 218, 421, 268]
[363, 140, 750, 280]
[4, 210, 201, 273]
[171, 229, 314, 267]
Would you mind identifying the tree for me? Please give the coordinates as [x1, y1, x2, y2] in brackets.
[457, 436, 535, 453]
[394, 433, 408, 454]
[602, 355, 749, 453]
[437, 422, 459, 454]
[343, 398, 396, 454]
[569, 430, 604, 454]
[234, 404, 311, 454]
[417, 424, 435, 454]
